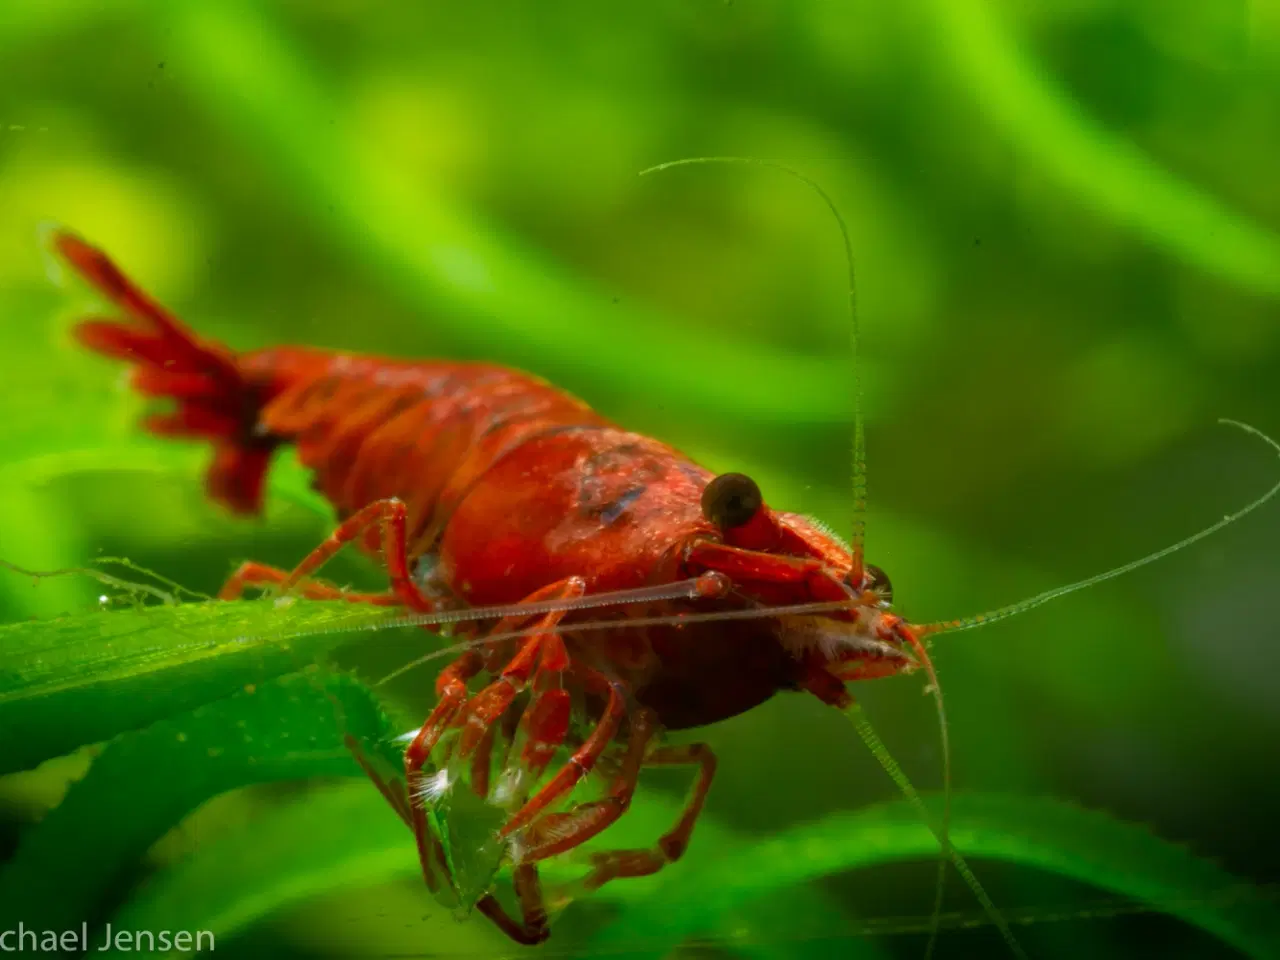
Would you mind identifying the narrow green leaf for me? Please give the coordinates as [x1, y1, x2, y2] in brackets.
[0, 670, 392, 938]
[0, 597, 399, 775]
[922, 0, 1280, 297]
[107, 767, 1280, 958]
[114, 779, 884, 960]
[590, 793, 1280, 959]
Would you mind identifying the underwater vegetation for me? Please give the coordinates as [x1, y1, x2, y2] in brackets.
[2, 2, 1279, 959]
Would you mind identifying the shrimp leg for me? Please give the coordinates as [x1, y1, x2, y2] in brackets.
[476, 864, 549, 946]
[516, 732, 717, 907]
[466, 686, 657, 946]
[399, 650, 487, 896]
[397, 578, 588, 944]
[270, 497, 435, 611]
[451, 577, 587, 761]
[570, 742, 718, 890]
[504, 702, 658, 858]
[497, 669, 628, 841]
[218, 560, 400, 605]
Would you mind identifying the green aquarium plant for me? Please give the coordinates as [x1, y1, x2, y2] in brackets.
[1, 593, 1279, 958]
[3, 2, 1280, 958]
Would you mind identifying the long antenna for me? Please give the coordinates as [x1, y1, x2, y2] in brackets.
[917, 419, 1280, 638]
[639, 157, 998, 957]
[846, 701, 1028, 960]
[638, 157, 867, 583]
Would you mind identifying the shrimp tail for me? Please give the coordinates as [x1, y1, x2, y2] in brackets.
[53, 230, 277, 515]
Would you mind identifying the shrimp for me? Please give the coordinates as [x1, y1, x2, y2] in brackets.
[50, 192, 1280, 954]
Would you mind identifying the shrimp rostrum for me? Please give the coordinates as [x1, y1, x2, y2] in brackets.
[52, 205, 1280, 952]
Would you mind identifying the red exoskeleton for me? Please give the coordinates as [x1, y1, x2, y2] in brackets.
[50, 166, 1280, 955]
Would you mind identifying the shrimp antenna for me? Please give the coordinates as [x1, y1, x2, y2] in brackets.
[638, 156, 867, 583]
[916, 419, 1280, 639]
[640, 157, 1006, 958]
[845, 697, 1028, 960]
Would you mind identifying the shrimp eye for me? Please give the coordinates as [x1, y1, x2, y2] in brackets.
[701, 472, 763, 529]
[861, 564, 893, 605]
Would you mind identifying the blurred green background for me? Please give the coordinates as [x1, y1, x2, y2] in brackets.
[1, 1, 1279, 958]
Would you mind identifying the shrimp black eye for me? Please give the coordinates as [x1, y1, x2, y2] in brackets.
[701, 472, 763, 529]
[862, 564, 893, 605]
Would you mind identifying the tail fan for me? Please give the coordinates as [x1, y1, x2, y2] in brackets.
[52, 229, 277, 514]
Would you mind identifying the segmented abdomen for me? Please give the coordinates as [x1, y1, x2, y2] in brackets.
[239, 347, 610, 558]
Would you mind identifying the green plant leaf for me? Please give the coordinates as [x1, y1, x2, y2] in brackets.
[0, 560, 1269, 957]
[0, 670, 393, 939]
[590, 792, 1280, 959]
[114, 776, 885, 960]
[5, 657, 875, 960]
[108, 772, 1280, 958]
[0, 596, 399, 776]
[921, 0, 1280, 298]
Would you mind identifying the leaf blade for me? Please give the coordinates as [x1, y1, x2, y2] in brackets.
[0, 598, 404, 775]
